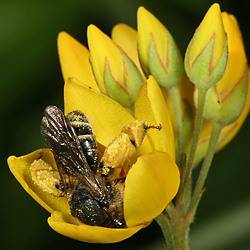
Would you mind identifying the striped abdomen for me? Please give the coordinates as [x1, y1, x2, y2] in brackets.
[67, 110, 98, 172]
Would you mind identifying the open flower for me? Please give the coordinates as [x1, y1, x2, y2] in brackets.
[8, 76, 180, 243]
[8, 4, 249, 246]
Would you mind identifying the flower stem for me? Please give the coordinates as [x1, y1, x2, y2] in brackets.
[186, 122, 222, 218]
[176, 88, 207, 202]
[168, 86, 183, 167]
[155, 213, 175, 250]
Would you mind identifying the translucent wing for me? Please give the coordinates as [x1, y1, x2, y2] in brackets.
[40, 106, 125, 227]
[40, 105, 105, 200]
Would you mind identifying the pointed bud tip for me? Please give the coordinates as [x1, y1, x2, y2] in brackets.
[184, 3, 228, 89]
[137, 6, 183, 88]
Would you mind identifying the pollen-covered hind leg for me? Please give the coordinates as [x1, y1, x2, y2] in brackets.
[30, 159, 64, 197]
[98, 120, 162, 181]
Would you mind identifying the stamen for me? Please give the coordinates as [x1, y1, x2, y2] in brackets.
[145, 123, 162, 131]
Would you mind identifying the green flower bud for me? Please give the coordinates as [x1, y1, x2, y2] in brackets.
[184, 4, 228, 89]
[194, 10, 249, 126]
[137, 7, 183, 89]
[87, 25, 144, 111]
[201, 67, 248, 125]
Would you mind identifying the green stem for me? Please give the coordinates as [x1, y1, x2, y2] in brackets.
[176, 88, 207, 202]
[155, 213, 175, 250]
[187, 122, 222, 219]
[168, 86, 183, 167]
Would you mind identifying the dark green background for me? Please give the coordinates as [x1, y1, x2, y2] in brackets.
[1, 0, 250, 249]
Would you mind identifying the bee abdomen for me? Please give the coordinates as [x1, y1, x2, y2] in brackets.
[67, 110, 98, 171]
[71, 122, 93, 135]
[78, 135, 98, 171]
[71, 182, 118, 227]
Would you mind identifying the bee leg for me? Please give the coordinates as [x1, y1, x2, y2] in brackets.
[30, 159, 64, 197]
[55, 182, 65, 193]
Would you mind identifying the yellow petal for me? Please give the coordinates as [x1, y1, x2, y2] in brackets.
[64, 78, 135, 147]
[124, 151, 180, 227]
[87, 25, 123, 94]
[134, 75, 175, 159]
[191, 3, 226, 68]
[137, 6, 167, 70]
[57, 32, 99, 90]
[8, 149, 69, 214]
[196, 69, 249, 164]
[161, 88, 175, 128]
[112, 23, 144, 77]
[217, 13, 248, 97]
[48, 211, 143, 243]
[216, 68, 250, 150]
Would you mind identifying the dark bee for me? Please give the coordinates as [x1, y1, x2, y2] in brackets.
[33, 105, 161, 228]
[40, 106, 125, 228]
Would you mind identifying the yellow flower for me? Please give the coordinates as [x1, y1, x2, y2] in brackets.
[8, 4, 249, 246]
[8, 76, 179, 243]
[184, 3, 228, 89]
[57, 5, 248, 168]
[58, 5, 248, 166]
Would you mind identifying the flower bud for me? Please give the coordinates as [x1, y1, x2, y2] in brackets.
[194, 12, 248, 125]
[111, 24, 144, 77]
[184, 3, 228, 89]
[137, 7, 183, 89]
[87, 25, 144, 111]
[215, 68, 250, 150]
[195, 70, 249, 166]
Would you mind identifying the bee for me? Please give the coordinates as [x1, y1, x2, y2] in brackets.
[30, 105, 161, 228]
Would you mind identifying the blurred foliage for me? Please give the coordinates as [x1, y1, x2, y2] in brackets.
[1, 0, 250, 249]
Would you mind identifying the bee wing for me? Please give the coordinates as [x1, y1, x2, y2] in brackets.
[40, 105, 105, 199]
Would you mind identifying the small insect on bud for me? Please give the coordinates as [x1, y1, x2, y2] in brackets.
[99, 120, 162, 181]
